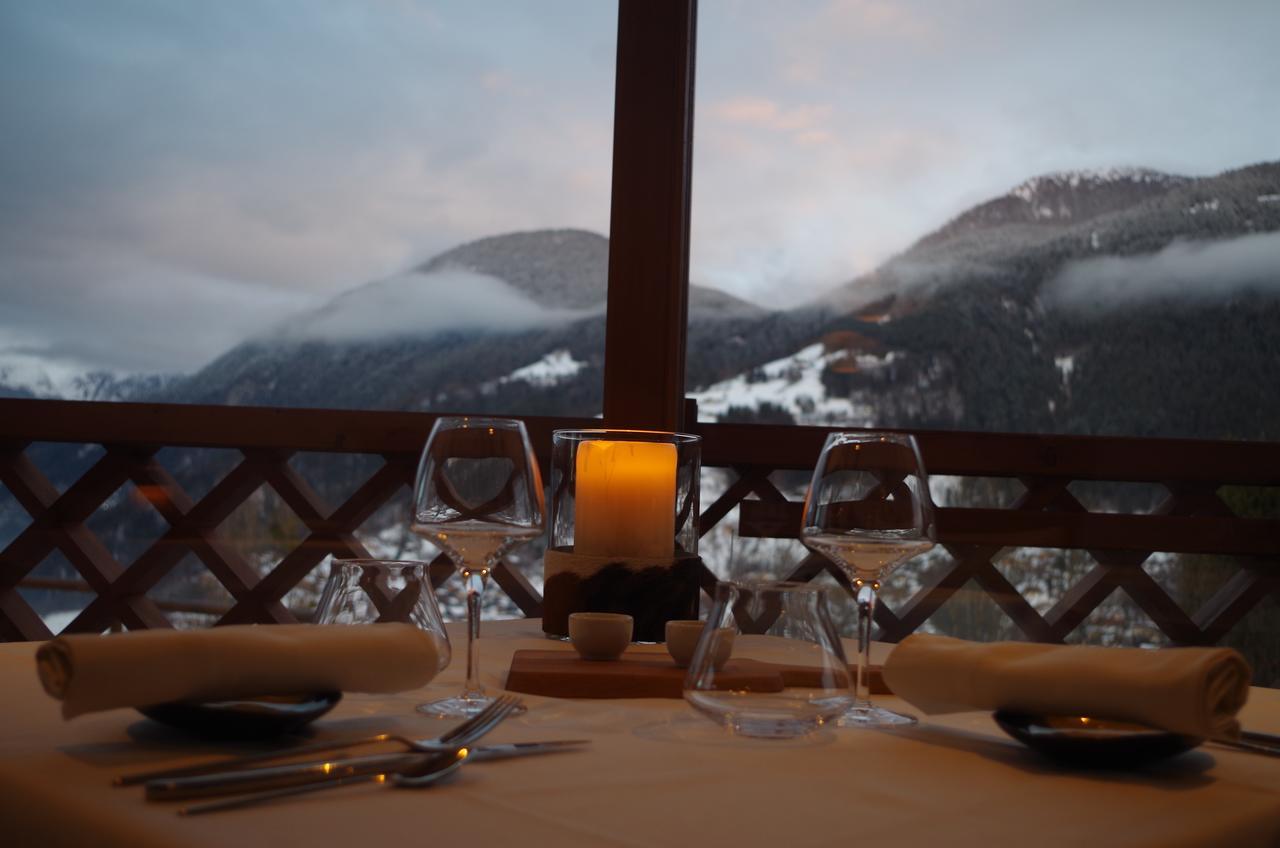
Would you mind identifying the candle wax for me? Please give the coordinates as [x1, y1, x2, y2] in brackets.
[574, 440, 677, 559]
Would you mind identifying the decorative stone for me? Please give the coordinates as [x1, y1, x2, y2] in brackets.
[542, 548, 701, 643]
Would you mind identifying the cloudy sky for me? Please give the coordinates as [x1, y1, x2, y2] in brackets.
[2, 1, 1278, 377]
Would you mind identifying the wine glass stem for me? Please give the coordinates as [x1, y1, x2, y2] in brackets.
[854, 578, 879, 707]
[461, 566, 488, 702]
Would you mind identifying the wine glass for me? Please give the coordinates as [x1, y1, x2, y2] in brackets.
[411, 417, 545, 718]
[801, 432, 935, 728]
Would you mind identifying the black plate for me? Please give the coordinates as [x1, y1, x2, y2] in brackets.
[993, 711, 1202, 768]
[136, 692, 341, 739]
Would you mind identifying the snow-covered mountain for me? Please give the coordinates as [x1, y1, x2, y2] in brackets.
[721, 161, 1280, 437]
[0, 354, 175, 402]
[923, 167, 1191, 242]
[0, 353, 78, 399]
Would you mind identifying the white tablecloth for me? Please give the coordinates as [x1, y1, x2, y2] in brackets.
[3, 619, 1279, 847]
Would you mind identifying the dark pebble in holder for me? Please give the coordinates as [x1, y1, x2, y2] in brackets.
[542, 549, 701, 643]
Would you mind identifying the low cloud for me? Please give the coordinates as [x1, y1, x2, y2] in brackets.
[818, 256, 1002, 311]
[1045, 232, 1280, 310]
[0, 250, 314, 374]
[273, 267, 593, 344]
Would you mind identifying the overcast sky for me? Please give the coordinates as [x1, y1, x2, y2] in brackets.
[2, 1, 1278, 376]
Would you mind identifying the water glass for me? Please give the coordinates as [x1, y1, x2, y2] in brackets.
[684, 581, 853, 738]
[314, 558, 451, 679]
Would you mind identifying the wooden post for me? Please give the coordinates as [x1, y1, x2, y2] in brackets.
[602, 0, 697, 432]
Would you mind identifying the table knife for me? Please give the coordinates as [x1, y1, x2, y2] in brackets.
[1240, 729, 1280, 749]
[146, 740, 590, 802]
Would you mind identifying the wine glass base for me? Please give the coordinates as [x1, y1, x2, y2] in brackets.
[416, 695, 527, 719]
[728, 716, 824, 739]
[836, 704, 917, 729]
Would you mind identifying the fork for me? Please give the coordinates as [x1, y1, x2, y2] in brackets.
[116, 694, 523, 787]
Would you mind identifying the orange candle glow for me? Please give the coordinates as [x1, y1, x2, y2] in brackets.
[574, 440, 677, 559]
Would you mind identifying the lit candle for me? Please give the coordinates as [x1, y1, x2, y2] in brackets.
[574, 440, 677, 559]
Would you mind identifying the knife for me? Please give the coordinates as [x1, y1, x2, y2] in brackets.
[146, 740, 591, 802]
[465, 740, 592, 762]
[1212, 732, 1280, 758]
[1241, 729, 1280, 749]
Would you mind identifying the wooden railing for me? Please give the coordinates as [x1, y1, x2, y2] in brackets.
[3, 398, 1279, 646]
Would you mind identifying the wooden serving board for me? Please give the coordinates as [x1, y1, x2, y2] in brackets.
[505, 649, 887, 700]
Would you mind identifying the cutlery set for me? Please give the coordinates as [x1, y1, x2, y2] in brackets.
[113, 688, 1279, 816]
[115, 695, 589, 815]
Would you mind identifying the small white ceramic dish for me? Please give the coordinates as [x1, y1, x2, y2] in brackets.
[666, 620, 734, 670]
[568, 612, 633, 661]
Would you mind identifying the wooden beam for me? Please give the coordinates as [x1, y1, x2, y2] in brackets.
[739, 500, 1280, 558]
[5, 400, 1279, 486]
[602, 0, 697, 431]
[0, 399, 595, 460]
[693, 420, 1280, 483]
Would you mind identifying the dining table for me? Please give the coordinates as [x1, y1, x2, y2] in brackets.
[3, 617, 1280, 848]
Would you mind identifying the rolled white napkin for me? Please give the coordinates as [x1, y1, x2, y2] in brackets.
[37, 623, 443, 719]
[882, 634, 1251, 740]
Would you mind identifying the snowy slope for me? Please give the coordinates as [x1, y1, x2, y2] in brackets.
[689, 342, 898, 426]
[0, 352, 88, 398]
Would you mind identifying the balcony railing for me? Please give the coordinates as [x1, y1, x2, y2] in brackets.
[3, 397, 1279, 647]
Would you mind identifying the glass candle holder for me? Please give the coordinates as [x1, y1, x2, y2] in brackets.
[543, 429, 701, 642]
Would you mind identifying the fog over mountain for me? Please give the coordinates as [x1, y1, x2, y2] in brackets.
[273, 268, 594, 344]
[1047, 231, 1280, 310]
[417, 230, 611, 309]
[117, 228, 782, 414]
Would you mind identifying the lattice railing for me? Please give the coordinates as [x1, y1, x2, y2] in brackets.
[711, 427, 1280, 646]
[0, 401, 592, 641]
[3, 399, 1279, 647]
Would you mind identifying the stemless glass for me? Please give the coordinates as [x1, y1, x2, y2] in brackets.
[684, 581, 854, 738]
[313, 559, 452, 685]
[801, 432, 936, 728]
[411, 417, 545, 718]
